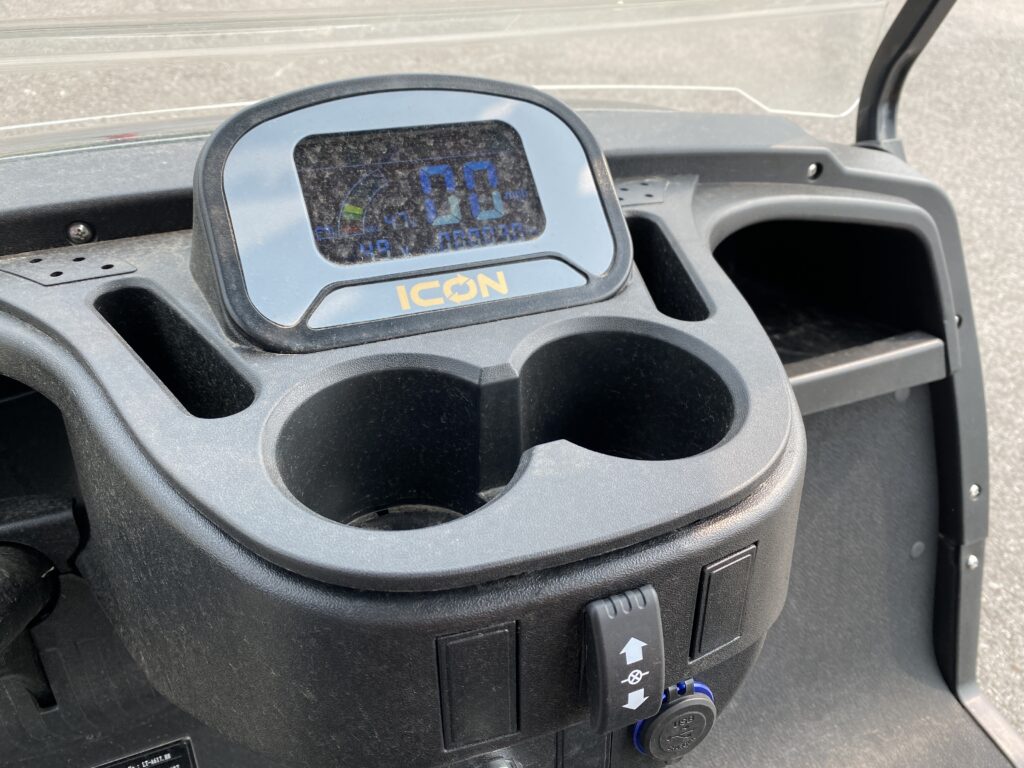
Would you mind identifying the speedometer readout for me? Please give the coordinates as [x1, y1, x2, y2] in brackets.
[294, 120, 546, 264]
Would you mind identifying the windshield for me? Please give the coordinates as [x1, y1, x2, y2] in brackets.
[1, 0, 895, 155]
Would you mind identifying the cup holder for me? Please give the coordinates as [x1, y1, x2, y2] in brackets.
[275, 331, 735, 530]
[275, 369, 485, 529]
[518, 331, 734, 461]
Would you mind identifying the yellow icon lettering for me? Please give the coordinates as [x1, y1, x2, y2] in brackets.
[410, 280, 443, 307]
[395, 270, 513, 312]
[477, 270, 509, 298]
[395, 284, 411, 310]
[443, 274, 478, 304]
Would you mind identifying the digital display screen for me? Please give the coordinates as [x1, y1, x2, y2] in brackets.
[294, 121, 546, 263]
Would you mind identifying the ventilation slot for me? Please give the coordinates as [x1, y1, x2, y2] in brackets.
[96, 288, 254, 418]
[629, 217, 709, 321]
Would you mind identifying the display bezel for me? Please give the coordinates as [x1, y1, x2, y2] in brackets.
[194, 75, 631, 352]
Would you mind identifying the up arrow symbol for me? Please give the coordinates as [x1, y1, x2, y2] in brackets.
[619, 637, 647, 665]
[622, 689, 648, 710]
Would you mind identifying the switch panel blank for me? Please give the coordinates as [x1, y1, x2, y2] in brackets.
[437, 623, 518, 748]
[691, 545, 757, 658]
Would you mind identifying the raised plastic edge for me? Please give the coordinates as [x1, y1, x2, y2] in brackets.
[786, 331, 947, 416]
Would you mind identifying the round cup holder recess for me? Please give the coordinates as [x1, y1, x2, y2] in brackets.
[518, 331, 734, 461]
[275, 331, 735, 531]
[276, 368, 484, 529]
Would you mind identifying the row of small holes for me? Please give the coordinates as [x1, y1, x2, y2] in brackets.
[618, 180, 657, 203]
[616, 171, 825, 203]
[44, 262, 114, 278]
[28, 255, 115, 269]
[616, 169, 825, 205]
[30, 256, 106, 265]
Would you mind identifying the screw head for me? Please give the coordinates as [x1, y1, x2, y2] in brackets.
[967, 554, 980, 571]
[969, 483, 982, 500]
[806, 162, 823, 181]
[66, 221, 95, 245]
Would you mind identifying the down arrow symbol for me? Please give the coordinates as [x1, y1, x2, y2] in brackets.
[622, 689, 648, 710]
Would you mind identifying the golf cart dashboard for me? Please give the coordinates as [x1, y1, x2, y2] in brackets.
[0, 76, 966, 768]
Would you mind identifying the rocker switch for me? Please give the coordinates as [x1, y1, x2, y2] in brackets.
[583, 585, 665, 733]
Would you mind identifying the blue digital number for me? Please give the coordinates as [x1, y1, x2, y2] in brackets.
[464, 160, 505, 221]
[357, 239, 391, 259]
[419, 165, 462, 226]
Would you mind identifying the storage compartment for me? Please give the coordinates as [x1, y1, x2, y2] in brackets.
[713, 221, 943, 363]
[95, 287, 254, 419]
[275, 331, 734, 529]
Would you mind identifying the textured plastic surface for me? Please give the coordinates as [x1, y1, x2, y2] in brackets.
[0, 106, 817, 766]
[3, 209, 798, 592]
[1, 577, 285, 768]
[673, 390, 1010, 768]
[0, 104, 1015, 768]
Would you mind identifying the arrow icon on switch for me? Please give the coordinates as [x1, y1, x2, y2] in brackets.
[622, 689, 648, 710]
[620, 637, 647, 665]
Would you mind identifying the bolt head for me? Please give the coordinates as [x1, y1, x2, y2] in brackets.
[967, 554, 980, 571]
[969, 483, 982, 500]
[66, 221, 95, 245]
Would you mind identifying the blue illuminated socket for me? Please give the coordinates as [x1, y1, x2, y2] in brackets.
[632, 680, 715, 755]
